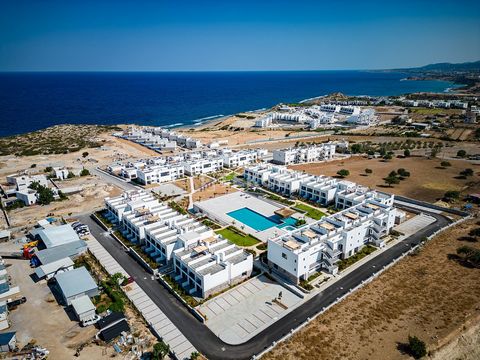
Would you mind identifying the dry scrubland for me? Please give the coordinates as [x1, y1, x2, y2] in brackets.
[0, 124, 121, 156]
[292, 156, 480, 202]
[263, 218, 480, 360]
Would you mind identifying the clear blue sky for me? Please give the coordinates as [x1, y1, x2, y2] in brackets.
[1, 0, 479, 71]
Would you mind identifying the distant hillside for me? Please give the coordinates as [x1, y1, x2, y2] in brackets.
[395, 60, 480, 73]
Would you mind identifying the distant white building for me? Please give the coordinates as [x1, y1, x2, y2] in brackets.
[222, 150, 258, 168]
[346, 109, 376, 125]
[136, 164, 184, 185]
[184, 158, 223, 176]
[272, 142, 336, 165]
[254, 116, 273, 128]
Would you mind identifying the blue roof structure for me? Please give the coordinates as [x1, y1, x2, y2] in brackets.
[0, 332, 15, 345]
[56, 267, 98, 299]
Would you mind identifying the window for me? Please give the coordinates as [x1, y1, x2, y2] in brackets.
[282, 253, 287, 259]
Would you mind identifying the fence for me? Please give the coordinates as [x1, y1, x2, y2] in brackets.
[251, 214, 472, 359]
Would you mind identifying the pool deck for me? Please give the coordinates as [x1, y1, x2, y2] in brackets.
[193, 192, 290, 242]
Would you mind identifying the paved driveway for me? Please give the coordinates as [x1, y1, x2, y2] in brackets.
[198, 275, 302, 344]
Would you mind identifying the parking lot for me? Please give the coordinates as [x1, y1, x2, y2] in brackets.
[394, 213, 437, 237]
[198, 275, 303, 345]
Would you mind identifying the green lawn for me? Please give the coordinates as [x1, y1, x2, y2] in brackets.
[294, 203, 326, 220]
[215, 227, 260, 247]
[222, 172, 236, 182]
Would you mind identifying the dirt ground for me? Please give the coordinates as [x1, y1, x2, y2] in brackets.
[193, 175, 213, 190]
[6, 258, 102, 358]
[192, 182, 237, 202]
[291, 156, 480, 202]
[263, 217, 480, 360]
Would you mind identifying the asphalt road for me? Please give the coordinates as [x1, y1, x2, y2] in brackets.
[80, 205, 452, 360]
[90, 167, 140, 192]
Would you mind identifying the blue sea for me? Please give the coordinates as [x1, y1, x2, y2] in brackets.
[0, 71, 459, 137]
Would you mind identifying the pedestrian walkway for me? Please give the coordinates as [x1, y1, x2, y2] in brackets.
[87, 236, 197, 360]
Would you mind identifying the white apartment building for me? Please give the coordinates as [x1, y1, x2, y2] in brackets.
[346, 109, 376, 125]
[271, 112, 310, 123]
[272, 143, 336, 165]
[222, 150, 258, 168]
[339, 106, 361, 115]
[267, 199, 396, 282]
[172, 237, 253, 298]
[105, 191, 252, 298]
[136, 164, 184, 185]
[268, 171, 314, 196]
[184, 158, 223, 176]
[320, 104, 341, 113]
[254, 116, 273, 128]
[105, 190, 158, 224]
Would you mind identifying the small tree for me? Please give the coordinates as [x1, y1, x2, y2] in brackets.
[440, 161, 451, 168]
[67, 171, 75, 179]
[80, 168, 90, 176]
[336, 169, 350, 178]
[397, 168, 410, 177]
[443, 190, 460, 202]
[384, 175, 400, 187]
[407, 335, 427, 359]
[365, 168, 373, 175]
[190, 351, 200, 360]
[383, 153, 393, 161]
[82, 151, 89, 158]
[460, 168, 474, 177]
[152, 341, 170, 360]
[44, 166, 53, 173]
[30, 163, 37, 168]
[457, 149, 467, 158]
[403, 149, 410, 157]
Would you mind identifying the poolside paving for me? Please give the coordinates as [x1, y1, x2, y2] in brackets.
[198, 275, 303, 344]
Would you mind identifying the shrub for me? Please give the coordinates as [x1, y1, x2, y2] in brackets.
[440, 161, 451, 167]
[407, 336, 427, 359]
[80, 168, 90, 176]
[82, 151, 89, 158]
[403, 149, 410, 157]
[456, 246, 480, 268]
[459, 168, 474, 177]
[30, 164, 36, 168]
[443, 190, 460, 202]
[365, 168, 373, 174]
[44, 166, 53, 173]
[67, 171, 75, 179]
[336, 169, 350, 178]
[457, 149, 467, 157]
[397, 168, 410, 177]
[152, 341, 170, 360]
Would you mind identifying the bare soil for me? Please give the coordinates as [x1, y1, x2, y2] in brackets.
[263, 218, 480, 360]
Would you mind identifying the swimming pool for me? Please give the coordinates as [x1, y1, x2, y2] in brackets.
[227, 207, 297, 232]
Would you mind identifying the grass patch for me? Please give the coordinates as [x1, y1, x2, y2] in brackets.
[265, 193, 295, 206]
[337, 245, 377, 271]
[222, 172, 236, 182]
[215, 227, 260, 247]
[201, 218, 221, 230]
[294, 203, 326, 220]
[256, 242, 268, 251]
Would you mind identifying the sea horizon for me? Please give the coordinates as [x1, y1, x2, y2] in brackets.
[0, 70, 462, 137]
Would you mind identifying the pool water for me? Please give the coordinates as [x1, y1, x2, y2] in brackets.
[227, 207, 297, 232]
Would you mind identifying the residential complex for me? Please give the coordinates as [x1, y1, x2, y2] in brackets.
[106, 148, 265, 184]
[104, 190, 253, 298]
[272, 142, 336, 165]
[243, 164, 397, 281]
[267, 198, 396, 281]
